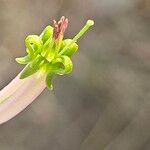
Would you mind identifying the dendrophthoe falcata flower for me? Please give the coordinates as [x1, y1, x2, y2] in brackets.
[0, 16, 94, 124]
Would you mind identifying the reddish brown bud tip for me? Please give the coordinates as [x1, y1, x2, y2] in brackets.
[53, 16, 68, 40]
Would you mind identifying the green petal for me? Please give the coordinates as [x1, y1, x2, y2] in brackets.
[60, 39, 78, 56]
[40, 25, 53, 44]
[16, 55, 32, 64]
[20, 64, 39, 79]
[60, 55, 73, 74]
[30, 55, 44, 69]
[20, 55, 45, 79]
[51, 55, 73, 74]
[25, 35, 43, 55]
[45, 71, 54, 90]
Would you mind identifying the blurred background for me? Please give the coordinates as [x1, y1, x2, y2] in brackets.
[0, 0, 150, 149]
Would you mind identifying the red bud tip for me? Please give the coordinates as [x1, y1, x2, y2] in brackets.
[53, 16, 68, 40]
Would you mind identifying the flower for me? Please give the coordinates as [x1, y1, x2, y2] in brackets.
[16, 16, 94, 89]
[0, 16, 94, 124]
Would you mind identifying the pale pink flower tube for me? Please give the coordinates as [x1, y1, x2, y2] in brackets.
[0, 71, 46, 124]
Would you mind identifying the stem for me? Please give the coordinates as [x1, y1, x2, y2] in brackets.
[0, 70, 46, 124]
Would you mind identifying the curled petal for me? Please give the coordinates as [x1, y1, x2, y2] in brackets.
[16, 55, 32, 65]
[40, 25, 53, 44]
[25, 35, 43, 55]
[60, 39, 78, 56]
